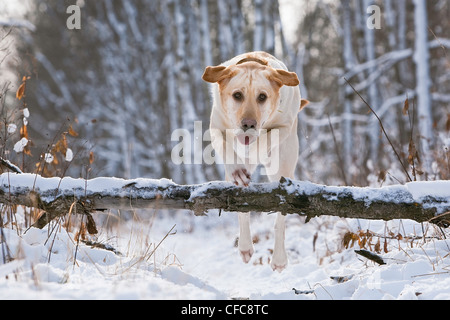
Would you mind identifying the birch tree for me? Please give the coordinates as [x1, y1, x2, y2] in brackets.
[413, 0, 434, 174]
[341, 0, 354, 173]
[253, 0, 264, 51]
[217, 0, 234, 62]
[363, 0, 381, 164]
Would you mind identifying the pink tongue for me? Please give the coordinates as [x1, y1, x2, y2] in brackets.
[238, 135, 251, 145]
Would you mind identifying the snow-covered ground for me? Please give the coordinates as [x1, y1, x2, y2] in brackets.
[1, 205, 450, 300]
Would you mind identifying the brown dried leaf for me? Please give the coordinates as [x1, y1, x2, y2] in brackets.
[55, 135, 68, 154]
[23, 146, 32, 156]
[89, 151, 95, 164]
[378, 170, 387, 183]
[359, 236, 367, 249]
[20, 124, 28, 139]
[75, 223, 87, 241]
[16, 83, 26, 100]
[86, 214, 98, 235]
[342, 232, 354, 249]
[408, 140, 419, 165]
[68, 125, 79, 137]
[374, 238, 381, 253]
[312, 231, 318, 252]
[402, 98, 410, 116]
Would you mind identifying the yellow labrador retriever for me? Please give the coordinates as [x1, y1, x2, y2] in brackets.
[202, 51, 308, 272]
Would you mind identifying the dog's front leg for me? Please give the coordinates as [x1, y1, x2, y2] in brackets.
[265, 143, 298, 272]
[271, 213, 287, 272]
[226, 163, 254, 263]
[238, 212, 254, 263]
[211, 128, 255, 263]
[227, 161, 255, 263]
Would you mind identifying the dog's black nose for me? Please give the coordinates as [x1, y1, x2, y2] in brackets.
[241, 119, 257, 132]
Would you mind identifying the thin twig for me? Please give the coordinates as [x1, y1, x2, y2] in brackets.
[146, 224, 177, 262]
[344, 78, 412, 182]
[327, 114, 348, 185]
[428, 27, 448, 60]
[73, 215, 84, 267]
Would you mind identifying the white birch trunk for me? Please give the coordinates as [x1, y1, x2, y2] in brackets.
[217, 0, 233, 61]
[413, 0, 434, 173]
[200, 0, 213, 67]
[264, 0, 275, 55]
[162, 1, 182, 183]
[384, 0, 396, 49]
[363, 0, 380, 163]
[177, 1, 207, 184]
[396, 0, 409, 86]
[342, 0, 354, 174]
[230, 0, 245, 56]
[353, 0, 365, 63]
[253, 0, 264, 51]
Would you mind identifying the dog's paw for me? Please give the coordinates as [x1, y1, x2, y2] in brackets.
[232, 168, 251, 187]
[239, 247, 254, 264]
[271, 262, 287, 273]
[271, 251, 288, 273]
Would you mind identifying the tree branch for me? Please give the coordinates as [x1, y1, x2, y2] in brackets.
[0, 173, 449, 232]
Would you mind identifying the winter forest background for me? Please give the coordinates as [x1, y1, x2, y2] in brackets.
[0, 0, 449, 187]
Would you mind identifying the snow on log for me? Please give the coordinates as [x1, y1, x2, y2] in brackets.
[0, 173, 449, 232]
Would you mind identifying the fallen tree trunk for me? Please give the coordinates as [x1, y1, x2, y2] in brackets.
[0, 173, 449, 232]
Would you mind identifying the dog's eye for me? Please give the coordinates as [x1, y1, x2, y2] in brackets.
[258, 94, 267, 102]
[233, 92, 243, 101]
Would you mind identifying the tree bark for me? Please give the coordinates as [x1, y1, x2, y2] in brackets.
[341, 0, 354, 174]
[253, 0, 264, 51]
[1, 173, 449, 232]
[413, 0, 434, 174]
[363, 0, 381, 163]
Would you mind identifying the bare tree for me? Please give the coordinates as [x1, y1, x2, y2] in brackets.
[413, 0, 434, 174]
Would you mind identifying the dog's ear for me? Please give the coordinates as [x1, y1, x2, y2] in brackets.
[202, 66, 235, 83]
[268, 69, 300, 87]
[299, 99, 310, 112]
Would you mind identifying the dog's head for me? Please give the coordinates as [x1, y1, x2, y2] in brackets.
[202, 61, 299, 145]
